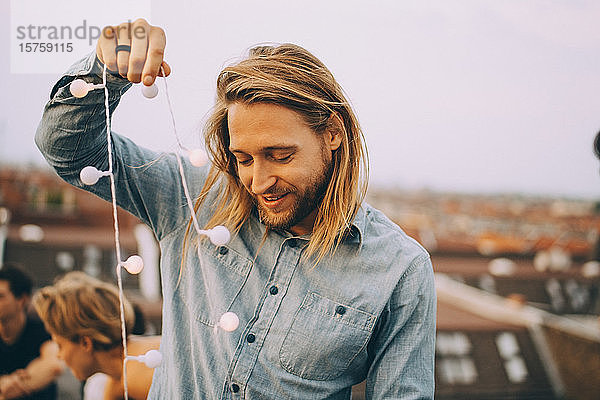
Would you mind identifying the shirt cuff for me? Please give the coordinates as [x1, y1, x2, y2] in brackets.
[49, 51, 132, 101]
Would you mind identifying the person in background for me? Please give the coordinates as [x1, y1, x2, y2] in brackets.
[591, 131, 600, 261]
[594, 131, 600, 161]
[0, 263, 63, 400]
[82, 298, 151, 399]
[32, 272, 160, 400]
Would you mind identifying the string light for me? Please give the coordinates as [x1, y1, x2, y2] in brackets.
[68, 62, 239, 399]
[141, 83, 159, 98]
[216, 312, 240, 332]
[79, 166, 110, 186]
[120, 255, 144, 275]
[126, 349, 163, 368]
[69, 79, 104, 98]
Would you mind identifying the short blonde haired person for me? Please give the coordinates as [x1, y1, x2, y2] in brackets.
[33, 272, 160, 400]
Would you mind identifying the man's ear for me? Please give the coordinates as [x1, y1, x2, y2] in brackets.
[17, 294, 30, 312]
[80, 336, 94, 352]
[326, 113, 343, 151]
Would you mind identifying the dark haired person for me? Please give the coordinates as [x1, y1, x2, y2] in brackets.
[594, 131, 600, 160]
[36, 19, 436, 399]
[0, 264, 63, 400]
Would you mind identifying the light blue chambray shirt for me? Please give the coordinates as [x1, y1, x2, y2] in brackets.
[36, 53, 436, 400]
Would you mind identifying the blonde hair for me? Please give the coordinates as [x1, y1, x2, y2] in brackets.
[192, 43, 369, 264]
[32, 272, 134, 351]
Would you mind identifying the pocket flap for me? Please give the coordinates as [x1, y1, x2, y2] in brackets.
[301, 292, 376, 332]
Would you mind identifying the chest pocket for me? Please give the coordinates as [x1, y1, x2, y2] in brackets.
[180, 239, 253, 327]
[279, 292, 376, 381]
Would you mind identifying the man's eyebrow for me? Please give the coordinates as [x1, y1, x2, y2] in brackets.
[229, 145, 298, 154]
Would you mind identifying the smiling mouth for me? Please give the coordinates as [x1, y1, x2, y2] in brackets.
[263, 194, 286, 201]
[260, 193, 289, 208]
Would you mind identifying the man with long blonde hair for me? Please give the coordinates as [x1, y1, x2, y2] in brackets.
[36, 19, 436, 399]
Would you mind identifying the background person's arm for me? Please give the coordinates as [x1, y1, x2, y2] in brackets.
[0, 372, 30, 399]
[0, 340, 64, 399]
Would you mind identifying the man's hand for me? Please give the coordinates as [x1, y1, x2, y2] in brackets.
[96, 18, 171, 86]
[0, 341, 64, 399]
[0, 371, 31, 399]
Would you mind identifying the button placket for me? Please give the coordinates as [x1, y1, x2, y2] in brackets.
[228, 237, 304, 392]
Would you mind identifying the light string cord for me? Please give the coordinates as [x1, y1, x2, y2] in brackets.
[158, 66, 218, 318]
[160, 65, 201, 234]
[95, 65, 229, 400]
[101, 65, 130, 400]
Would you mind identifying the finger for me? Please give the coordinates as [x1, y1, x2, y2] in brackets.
[15, 369, 30, 379]
[115, 21, 133, 78]
[97, 26, 118, 72]
[2, 376, 27, 397]
[127, 19, 150, 83]
[141, 26, 167, 86]
[150, 62, 172, 84]
[159, 61, 171, 77]
[12, 377, 30, 396]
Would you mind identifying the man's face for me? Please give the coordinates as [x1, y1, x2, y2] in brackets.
[0, 280, 25, 322]
[228, 102, 340, 235]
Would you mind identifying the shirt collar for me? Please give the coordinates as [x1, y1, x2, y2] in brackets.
[257, 203, 366, 245]
[346, 204, 366, 245]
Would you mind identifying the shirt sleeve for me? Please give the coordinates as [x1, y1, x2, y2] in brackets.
[35, 52, 209, 240]
[365, 255, 437, 399]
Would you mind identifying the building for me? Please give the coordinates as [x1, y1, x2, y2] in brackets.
[3, 167, 599, 399]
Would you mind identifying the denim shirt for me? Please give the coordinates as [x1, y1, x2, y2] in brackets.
[36, 53, 436, 400]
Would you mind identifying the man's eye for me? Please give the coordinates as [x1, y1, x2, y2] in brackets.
[237, 159, 252, 166]
[272, 155, 292, 163]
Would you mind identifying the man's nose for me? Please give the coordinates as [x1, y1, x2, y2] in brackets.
[251, 163, 276, 195]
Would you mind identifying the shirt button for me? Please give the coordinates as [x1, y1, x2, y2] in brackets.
[269, 286, 279, 295]
[231, 383, 240, 393]
[246, 333, 256, 343]
[219, 246, 228, 255]
[335, 305, 347, 315]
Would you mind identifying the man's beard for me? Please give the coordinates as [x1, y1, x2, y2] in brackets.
[254, 158, 334, 232]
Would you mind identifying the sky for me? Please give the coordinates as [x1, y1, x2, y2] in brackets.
[1, 0, 600, 199]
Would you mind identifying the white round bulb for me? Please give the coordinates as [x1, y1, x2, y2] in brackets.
[209, 226, 230, 246]
[80, 166, 102, 185]
[141, 83, 159, 99]
[123, 255, 144, 274]
[141, 350, 162, 368]
[582, 261, 600, 278]
[70, 79, 90, 98]
[218, 312, 239, 332]
[189, 148, 208, 167]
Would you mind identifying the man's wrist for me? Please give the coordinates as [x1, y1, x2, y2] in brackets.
[0, 371, 32, 398]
